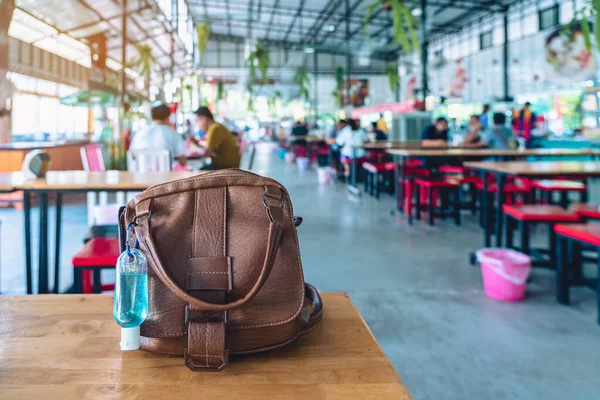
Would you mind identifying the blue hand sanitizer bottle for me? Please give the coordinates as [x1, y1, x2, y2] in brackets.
[113, 247, 148, 351]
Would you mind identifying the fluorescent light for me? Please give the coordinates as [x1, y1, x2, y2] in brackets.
[304, 47, 315, 54]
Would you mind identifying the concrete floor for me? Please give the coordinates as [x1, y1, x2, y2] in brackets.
[1, 145, 599, 399]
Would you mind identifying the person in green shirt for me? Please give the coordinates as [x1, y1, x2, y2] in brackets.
[194, 106, 241, 170]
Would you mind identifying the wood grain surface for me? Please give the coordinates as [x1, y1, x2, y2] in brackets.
[387, 147, 600, 157]
[0, 293, 412, 400]
[464, 161, 600, 176]
[0, 171, 208, 191]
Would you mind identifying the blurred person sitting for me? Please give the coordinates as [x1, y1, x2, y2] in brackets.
[481, 112, 516, 150]
[291, 120, 309, 137]
[336, 119, 367, 178]
[371, 121, 388, 141]
[129, 102, 186, 167]
[464, 114, 486, 148]
[194, 106, 240, 170]
[420, 117, 449, 147]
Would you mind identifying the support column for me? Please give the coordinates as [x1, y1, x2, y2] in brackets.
[345, 0, 352, 112]
[313, 51, 318, 124]
[502, 5, 509, 101]
[420, 0, 428, 102]
[120, 0, 127, 170]
[0, 0, 15, 144]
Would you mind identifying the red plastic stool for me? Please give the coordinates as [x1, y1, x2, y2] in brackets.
[72, 237, 120, 293]
[411, 179, 461, 226]
[570, 203, 600, 220]
[503, 205, 580, 267]
[554, 223, 600, 324]
[531, 180, 587, 207]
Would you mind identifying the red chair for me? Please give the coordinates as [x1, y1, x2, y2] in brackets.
[363, 161, 395, 198]
[570, 203, 600, 220]
[503, 205, 579, 266]
[440, 166, 480, 214]
[531, 180, 587, 207]
[411, 178, 461, 226]
[554, 223, 600, 324]
[397, 161, 431, 213]
[72, 237, 120, 293]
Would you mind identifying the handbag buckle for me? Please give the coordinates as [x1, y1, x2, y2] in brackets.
[185, 305, 229, 325]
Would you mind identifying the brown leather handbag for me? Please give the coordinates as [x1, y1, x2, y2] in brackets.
[119, 169, 323, 371]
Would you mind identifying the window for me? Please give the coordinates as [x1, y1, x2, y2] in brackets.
[480, 31, 493, 50]
[539, 5, 559, 30]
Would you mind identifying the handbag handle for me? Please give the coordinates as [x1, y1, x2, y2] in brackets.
[134, 201, 284, 312]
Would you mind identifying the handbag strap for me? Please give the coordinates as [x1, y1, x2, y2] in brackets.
[132, 189, 284, 312]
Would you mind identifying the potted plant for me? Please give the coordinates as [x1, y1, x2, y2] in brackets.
[363, 0, 420, 54]
[293, 66, 311, 102]
[246, 42, 271, 84]
[196, 22, 210, 63]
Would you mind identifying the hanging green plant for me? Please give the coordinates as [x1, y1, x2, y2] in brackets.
[363, 0, 420, 54]
[293, 66, 311, 102]
[331, 66, 345, 108]
[385, 64, 400, 93]
[268, 90, 283, 113]
[196, 22, 210, 63]
[216, 81, 225, 102]
[130, 44, 156, 83]
[564, 1, 600, 54]
[246, 42, 271, 84]
[246, 83, 255, 113]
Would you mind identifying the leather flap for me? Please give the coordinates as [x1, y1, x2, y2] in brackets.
[186, 257, 232, 291]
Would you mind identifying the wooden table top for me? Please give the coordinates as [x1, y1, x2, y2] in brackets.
[361, 141, 421, 150]
[0, 173, 26, 192]
[0, 293, 412, 400]
[387, 147, 600, 157]
[464, 161, 600, 176]
[8, 170, 208, 191]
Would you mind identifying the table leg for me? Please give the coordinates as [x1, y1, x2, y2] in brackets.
[495, 174, 505, 247]
[38, 192, 49, 294]
[482, 170, 491, 247]
[397, 156, 406, 213]
[23, 191, 32, 294]
[556, 236, 569, 304]
[53, 193, 62, 294]
[596, 248, 600, 325]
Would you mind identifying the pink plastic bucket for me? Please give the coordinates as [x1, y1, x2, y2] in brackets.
[296, 157, 310, 171]
[476, 248, 531, 302]
[317, 167, 333, 184]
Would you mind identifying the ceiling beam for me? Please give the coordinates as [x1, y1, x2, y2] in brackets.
[301, 0, 342, 45]
[188, 0, 389, 26]
[265, 0, 280, 40]
[318, 0, 374, 46]
[282, 0, 305, 44]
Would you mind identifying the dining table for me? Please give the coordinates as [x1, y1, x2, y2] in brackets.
[0, 292, 413, 400]
[10, 170, 208, 295]
[387, 147, 600, 215]
[464, 161, 600, 252]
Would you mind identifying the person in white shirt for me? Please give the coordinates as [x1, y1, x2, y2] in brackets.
[336, 119, 367, 177]
[129, 103, 187, 167]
